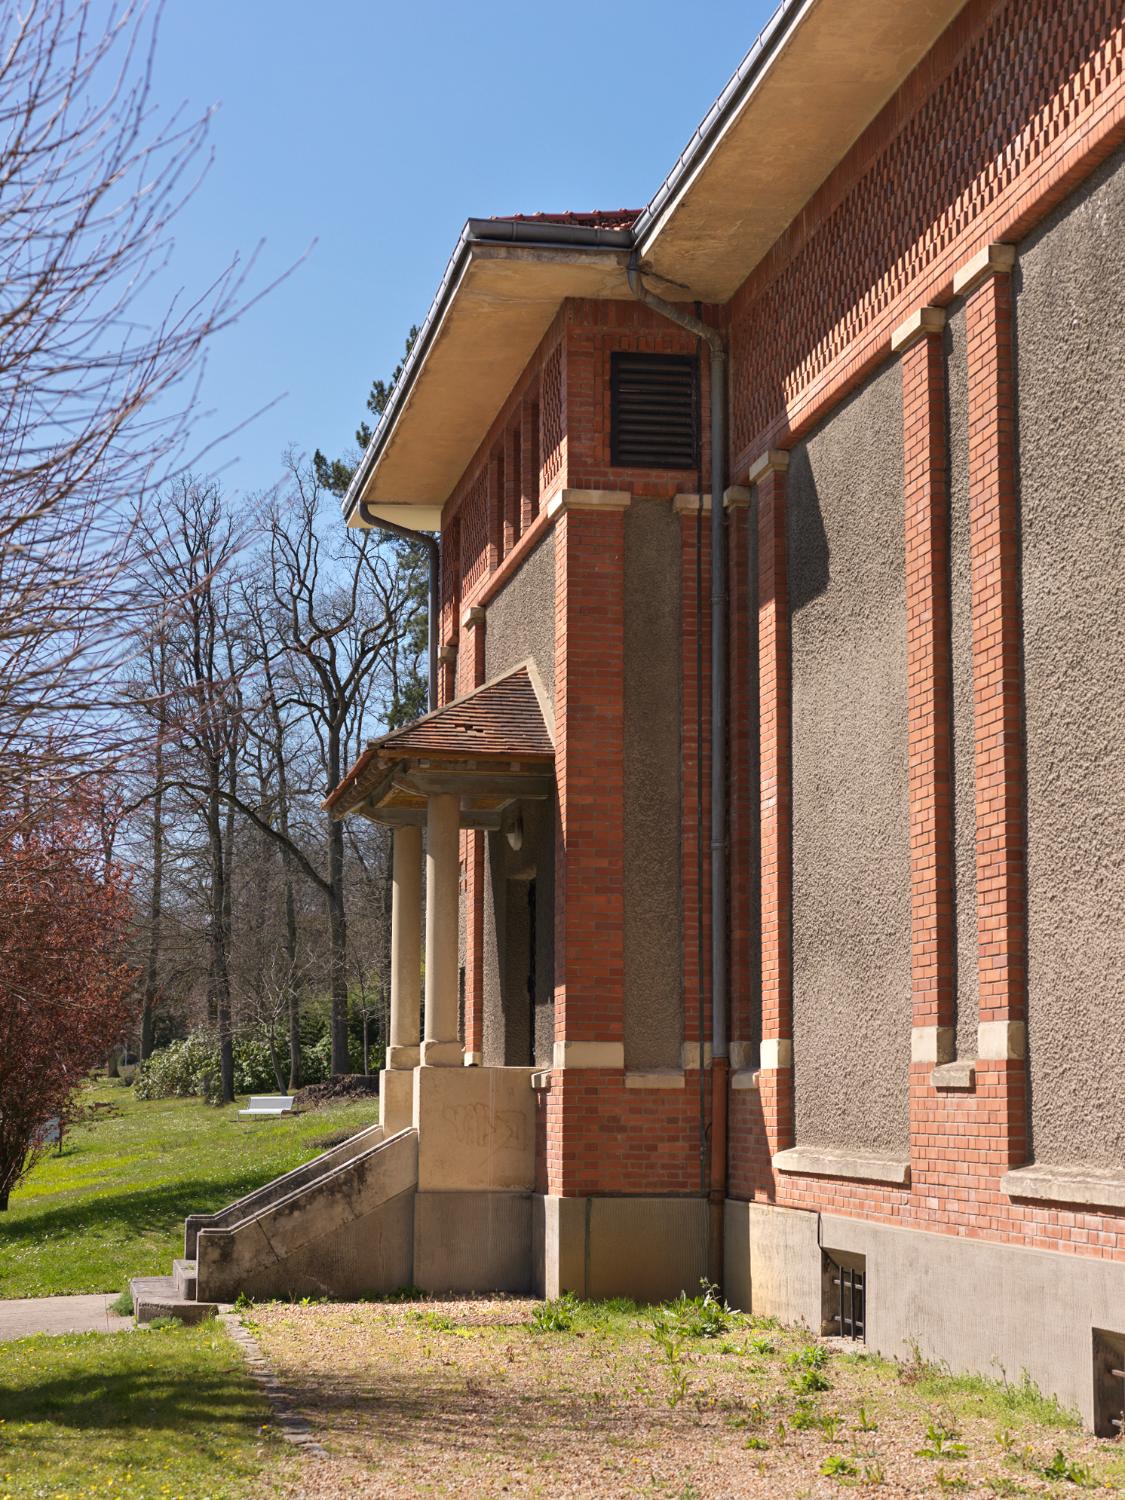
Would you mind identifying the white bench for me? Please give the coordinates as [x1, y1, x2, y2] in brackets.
[238, 1095, 295, 1118]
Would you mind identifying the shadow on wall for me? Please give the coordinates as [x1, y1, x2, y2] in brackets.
[785, 446, 831, 614]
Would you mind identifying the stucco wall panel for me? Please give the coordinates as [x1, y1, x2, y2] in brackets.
[945, 307, 979, 1060]
[788, 361, 911, 1156]
[484, 531, 556, 701]
[1018, 146, 1125, 1170]
[624, 499, 683, 1070]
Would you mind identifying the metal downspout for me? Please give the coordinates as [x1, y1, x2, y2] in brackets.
[358, 500, 439, 712]
[626, 258, 729, 1285]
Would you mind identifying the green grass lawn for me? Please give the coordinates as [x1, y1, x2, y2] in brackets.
[0, 1321, 291, 1499]
[0, 1081, 378, 1300]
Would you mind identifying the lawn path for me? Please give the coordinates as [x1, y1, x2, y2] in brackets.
[0, 1292, 130, 1340]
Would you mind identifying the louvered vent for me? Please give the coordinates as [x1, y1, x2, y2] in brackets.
[611, 353, 697, 470]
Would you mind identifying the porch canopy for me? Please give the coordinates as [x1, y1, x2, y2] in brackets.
[323, 661, 554, 1069]
[325, 660, 554, 830]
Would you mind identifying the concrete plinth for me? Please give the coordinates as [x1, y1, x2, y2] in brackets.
[380, 1068, 414, 1135]
[413, 1064, 536, 1191]
[725, 1199, 1125, 1430]
[534, 1194, 710, 1302]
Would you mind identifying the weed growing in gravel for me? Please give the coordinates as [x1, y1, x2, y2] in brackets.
[855, 1403, 878, 1432]
[916, 1420, 969, 1460]
[791, 1367, 831, 1395]
[743, 1436, 769, 1451]
[1042, 1448, 1094, 1486]
[787, 1342, 829, 1370]
[820, 1453, 857, 1478]
[817, 1410, 843, 1441]
[935, 1468, 971, 1490]
[530, 1293, 578, 1333]
[747, 1334, 777, 1356]
[790, 1402, 820, 1431]
[649, 1316, 692, 1408]
[662, 1280, 734, 1339]
[109, 1287, 132, 1316]
[407, 1308, 454, 1332]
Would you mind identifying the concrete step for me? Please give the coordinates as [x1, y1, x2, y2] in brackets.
[130, 1275, 218, 1326]
[173, 1258, 197, 1299]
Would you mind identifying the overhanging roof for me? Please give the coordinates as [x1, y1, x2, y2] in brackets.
[634, 0, 969, 302]
[345, 0, 970, 525]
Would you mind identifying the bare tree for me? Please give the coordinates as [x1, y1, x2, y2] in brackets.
[0, 0, 285, 806]
[143, 478, 249, 1101]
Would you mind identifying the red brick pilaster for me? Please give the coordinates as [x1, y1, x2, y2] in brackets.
[897, 309, 958, 1186]
[755, 452, 793, 1164]
[963, 247, 1027, 1170]
[900, 312, 955, 1044]
[550, 497, 628, 1195]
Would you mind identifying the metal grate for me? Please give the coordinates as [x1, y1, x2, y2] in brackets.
[611, 352, 698, 470]
[829, 1261, 866, 1340]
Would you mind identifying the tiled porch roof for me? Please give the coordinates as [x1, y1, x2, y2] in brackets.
[324, 661, 554, 819]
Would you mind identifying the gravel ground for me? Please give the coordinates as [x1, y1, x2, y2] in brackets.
[244, 1295, 1125, 1498]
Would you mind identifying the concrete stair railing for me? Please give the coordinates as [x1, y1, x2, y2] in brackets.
[185, 1119, 384, 1257]
[194, 1126, 418, 1303]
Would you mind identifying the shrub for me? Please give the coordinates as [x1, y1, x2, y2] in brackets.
[133, 1034, 222, 1104]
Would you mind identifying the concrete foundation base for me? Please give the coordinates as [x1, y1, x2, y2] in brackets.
[724, 1198, 1125, 1430]
[534, 1195, 710, 1301]
[415, 1191, 533, 1292]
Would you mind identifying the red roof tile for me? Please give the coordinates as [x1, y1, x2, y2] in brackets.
[490, 209, 643, 232]
[324, 663, 553, 816]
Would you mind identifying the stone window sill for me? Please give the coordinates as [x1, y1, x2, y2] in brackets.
[772, 1146, 911, 1187]
[530, 1070, 552, 1093]
[624, 1070, 685, 1090]
[1001, 1164, 1125, 1211]
[731, 1069, 760, 1091]
[932, 1060, 976, 1090]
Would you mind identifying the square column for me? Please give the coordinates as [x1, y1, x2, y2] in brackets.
[422, 792, 463, 1066]
[387, 824, 422, 1069]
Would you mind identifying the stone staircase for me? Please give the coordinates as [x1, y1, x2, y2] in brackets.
[131, 1116, 397, 1324]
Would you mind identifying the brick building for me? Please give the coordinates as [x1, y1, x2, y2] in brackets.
[317, 0, 1125, 1429]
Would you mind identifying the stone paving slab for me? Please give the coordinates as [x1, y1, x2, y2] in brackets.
[0, 1294, 132, 1341]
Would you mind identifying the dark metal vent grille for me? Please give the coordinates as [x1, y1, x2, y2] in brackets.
[610, 353, 698, 470]
[830, 1262, 866, 1340]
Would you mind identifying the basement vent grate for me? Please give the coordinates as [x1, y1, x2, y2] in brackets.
[823, 1254, 866, 1340]
[1093, 1329, 1125, 1439]
[610, 352, 698, 470]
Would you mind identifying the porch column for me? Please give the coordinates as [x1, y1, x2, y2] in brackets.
[387, 824, 422, 1068]
[422, 792, 462, 1065]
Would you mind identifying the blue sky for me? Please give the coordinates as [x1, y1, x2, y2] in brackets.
[146, 1, 778, 496]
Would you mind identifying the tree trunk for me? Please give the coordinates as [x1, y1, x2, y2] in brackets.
[267, 1024, 285, 1094]
[141, 668, 165, 1060]
[208, 785, 234, 1103]
[327, 732, 349, 1076]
